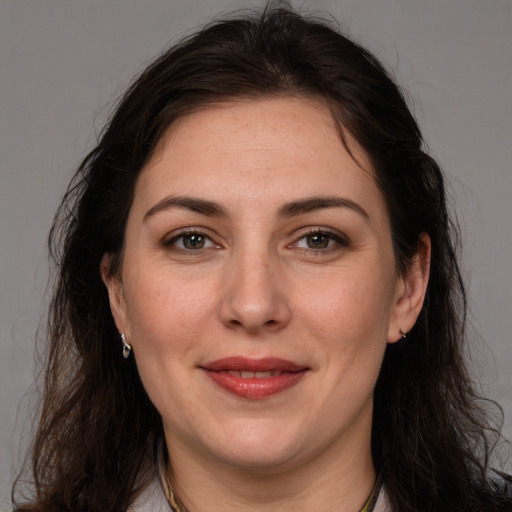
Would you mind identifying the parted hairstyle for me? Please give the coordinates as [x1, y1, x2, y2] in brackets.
[13, 5, 511, 512]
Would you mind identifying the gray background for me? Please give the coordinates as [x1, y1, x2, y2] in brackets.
[1, 0, 511, 507]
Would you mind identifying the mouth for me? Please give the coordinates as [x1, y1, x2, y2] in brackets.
[200, 357, 309, 400]
[220, 369, 286, 378]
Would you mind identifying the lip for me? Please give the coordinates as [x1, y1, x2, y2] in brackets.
[200, 357, 309, 400]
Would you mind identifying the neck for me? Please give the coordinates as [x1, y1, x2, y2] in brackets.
[164, 418, 376, 512]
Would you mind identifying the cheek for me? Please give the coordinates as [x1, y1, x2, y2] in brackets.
[121, 270, 218, 421]
[300, 267, 395, 337]
[122, 267, 217, 357]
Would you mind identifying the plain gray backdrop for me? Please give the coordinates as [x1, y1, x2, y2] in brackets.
[1, 0, 511, 507]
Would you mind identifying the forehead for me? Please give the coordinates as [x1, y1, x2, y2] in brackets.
[133, 97, 385, 221]
[152, 97, 369, 166]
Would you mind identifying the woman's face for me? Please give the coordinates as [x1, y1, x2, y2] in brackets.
[104, 97, 426, 475]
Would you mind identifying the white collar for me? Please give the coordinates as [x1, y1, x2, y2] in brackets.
[373, 486, 391, 512]
[129, 478, 171, 512]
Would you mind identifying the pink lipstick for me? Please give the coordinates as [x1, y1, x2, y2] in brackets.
[201, 357, 308, 399]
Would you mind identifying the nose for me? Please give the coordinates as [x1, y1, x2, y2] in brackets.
[219, 248, 292, 334]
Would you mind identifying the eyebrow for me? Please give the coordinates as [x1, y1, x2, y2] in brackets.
[278, 196, 370, 222]
[144, 195, 229, 220]
[144, 194, 370, 222]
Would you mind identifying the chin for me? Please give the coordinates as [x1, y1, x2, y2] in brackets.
[203, 418, 310, 471]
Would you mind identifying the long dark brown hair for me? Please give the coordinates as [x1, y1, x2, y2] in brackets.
[13, 6, 511, 512]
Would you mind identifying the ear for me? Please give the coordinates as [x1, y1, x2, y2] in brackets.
[100, 253, 131, 340]
[387, 233, 431, 343]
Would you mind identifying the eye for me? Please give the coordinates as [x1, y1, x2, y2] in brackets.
[293, 229, 349, 251]
[300, 233, 333, 249]
[166, 230, 219, 251]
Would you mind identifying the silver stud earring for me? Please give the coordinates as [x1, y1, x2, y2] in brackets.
[399, 329, 408, 340]
[121, 333, 132, 359]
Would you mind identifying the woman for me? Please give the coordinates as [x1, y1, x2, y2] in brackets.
[12, 6, 512, 512]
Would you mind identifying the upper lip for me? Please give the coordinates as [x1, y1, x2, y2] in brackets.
[201, 357, 307, 373]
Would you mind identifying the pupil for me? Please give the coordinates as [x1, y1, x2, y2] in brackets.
[184, 234, 204, 249]
[307, 234, 328, 248]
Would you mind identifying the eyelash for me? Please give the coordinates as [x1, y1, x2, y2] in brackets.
[163, 228, 349, 254]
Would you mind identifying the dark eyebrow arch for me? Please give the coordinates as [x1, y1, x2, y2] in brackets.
[144, 194, 369, 223]
[144, 195, 229, 220]
[278, 196, 370, 222]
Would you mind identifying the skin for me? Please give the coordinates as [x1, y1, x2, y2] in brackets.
[102, 97, 430, 511]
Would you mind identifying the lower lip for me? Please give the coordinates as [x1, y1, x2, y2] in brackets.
[204, 370, 307, 399]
